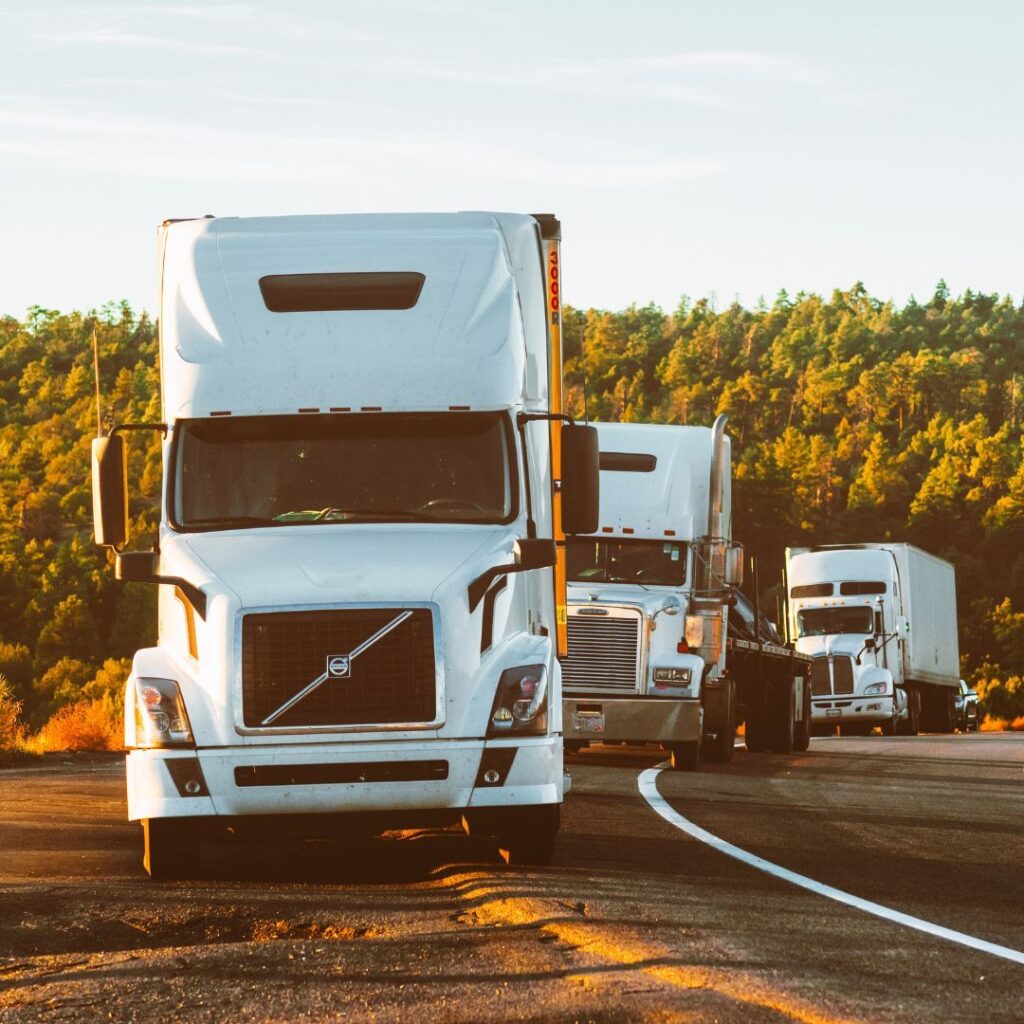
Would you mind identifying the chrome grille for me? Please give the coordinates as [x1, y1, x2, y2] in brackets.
[241, 608, 436, 729]
[562, 611, 642, 693]
[809, 654, 855, 696]
[810, 657, 831, 695]
[832, 655, 854, 693]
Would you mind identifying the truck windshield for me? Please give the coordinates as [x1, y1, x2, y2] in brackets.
[172, 412, 515, 529]
[567, 539, 686, 586]
[797, 606, 873, 637]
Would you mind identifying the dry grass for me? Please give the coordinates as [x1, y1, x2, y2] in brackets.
[28, 695, 123, 753]
[979, 715, 1024, 732]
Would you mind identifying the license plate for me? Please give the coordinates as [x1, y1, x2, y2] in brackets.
[826, 709, 841, 718]
[575, 712, 605, 734]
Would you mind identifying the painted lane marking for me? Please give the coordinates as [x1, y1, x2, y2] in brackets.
[638, 766, 1024, 966]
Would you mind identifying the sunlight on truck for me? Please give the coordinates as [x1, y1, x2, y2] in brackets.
[91, 212, 599, 877]
[560, 418, 811, 770]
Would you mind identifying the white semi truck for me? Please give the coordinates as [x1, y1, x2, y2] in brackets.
[785, 544, 960, 735]
[91, 212, 600, 876]
[561, 419, 811, 769]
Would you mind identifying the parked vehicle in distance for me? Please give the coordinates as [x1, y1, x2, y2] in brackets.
[785, 544, 961, 736]
[91, 212, 600, 876]
[560, 419, 811, 770]
[954, 679, 980, 732]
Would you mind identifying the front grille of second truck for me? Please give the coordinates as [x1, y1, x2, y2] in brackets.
[241, 608, 436, 728]
[562, 611, 642, 693]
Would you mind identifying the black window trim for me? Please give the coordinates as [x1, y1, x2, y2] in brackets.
[567, 534, 688, 587]
[166, 410, 520, 534]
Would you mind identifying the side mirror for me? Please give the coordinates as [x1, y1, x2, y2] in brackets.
[560, 423, 599, 535]
[725, 543, 744, 587]
[515, 538, 557, 571]
[92, 436, 128, 548]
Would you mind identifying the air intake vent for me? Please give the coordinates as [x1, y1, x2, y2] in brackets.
[242, 608, 437, 728]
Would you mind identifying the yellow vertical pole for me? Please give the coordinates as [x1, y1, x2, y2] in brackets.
[539, 218, 568, 658]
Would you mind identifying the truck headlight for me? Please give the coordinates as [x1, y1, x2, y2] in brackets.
[134, 677, 194, 748]
[864, 682, 888, 696]
[488, 665, 548, 736]
[653, 668, 692, 685]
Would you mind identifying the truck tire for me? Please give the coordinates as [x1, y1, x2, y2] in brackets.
[141, 818, 200, 880]
[768, 677, 796, 754]
[897, 689, 920, 736]
[703, 680, 736, 763]
[793, 678, 811, 752]
[496, 805, 560, 866]
[745, 708, 770, 753]
[668, 741, 701, 771]
[937, 691, 956, 734]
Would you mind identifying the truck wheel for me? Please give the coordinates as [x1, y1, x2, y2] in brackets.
[937, 692, 956, 734]
[141, 818, 200, 880]
[897, 690, 920, 736]
[768, 677, 796, 754]
[880, 714, 897, 736]
[745, 709, 770, 753]
[668, 741, 701, 771]
[496, 805, 560, 866]
[703, 681, 736, 763]
[793, 679, 811, 752]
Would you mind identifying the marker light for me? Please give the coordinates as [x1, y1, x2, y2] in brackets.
[134, 677, 194, 748]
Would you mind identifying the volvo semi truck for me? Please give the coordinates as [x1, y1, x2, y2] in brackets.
[560, 418, 810, 770]
[92, 212, 599, 876]
[785, 543, 960, 735]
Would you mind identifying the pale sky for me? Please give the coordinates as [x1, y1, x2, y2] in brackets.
[1, 0, 1022, 318]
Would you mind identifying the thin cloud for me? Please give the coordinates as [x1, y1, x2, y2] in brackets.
[47, 28, 265, 56]
[0, 103, 726, 189]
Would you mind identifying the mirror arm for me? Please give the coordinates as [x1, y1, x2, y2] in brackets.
[516, 411, 578, 428]
[115, 554, 207, 619]
[109, 422, 168, 438]
[467, 544, 556, 612]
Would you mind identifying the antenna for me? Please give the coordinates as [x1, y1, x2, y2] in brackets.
[579, 319, 591, 423]
[92, 328, 103, 437]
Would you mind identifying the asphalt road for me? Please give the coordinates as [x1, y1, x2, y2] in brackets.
[1, 734, 1021, 1023]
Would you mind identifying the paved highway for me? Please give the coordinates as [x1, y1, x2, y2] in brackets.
[1, 734, 1021, 1022]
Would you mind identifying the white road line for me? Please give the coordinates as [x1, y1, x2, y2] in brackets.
[638, 766, 1024, 966]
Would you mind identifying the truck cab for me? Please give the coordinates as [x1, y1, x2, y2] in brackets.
[91, 212, 599, 875]
[560, 421, 744, 768]
[787, 547, 905, 734]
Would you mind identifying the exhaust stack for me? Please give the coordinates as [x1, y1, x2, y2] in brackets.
[708, 414, 728, 540]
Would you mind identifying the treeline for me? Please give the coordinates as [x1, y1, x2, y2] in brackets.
[1, 288, 1023, 734]
[0, 304, 161, 740]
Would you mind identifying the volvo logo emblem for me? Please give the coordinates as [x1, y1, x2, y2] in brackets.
[327, 654, 351, 678]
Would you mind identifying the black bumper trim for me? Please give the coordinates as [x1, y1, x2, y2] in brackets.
[233, 760, 449, 788]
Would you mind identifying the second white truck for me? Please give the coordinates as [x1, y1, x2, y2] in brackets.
[785, 543, 960, 735]
[560, 418, 811, 769]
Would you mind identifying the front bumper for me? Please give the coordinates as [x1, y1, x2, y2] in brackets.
[562, 696, 701, 743]
[126, 736, 562, 822]
[811, 695, 895, 725]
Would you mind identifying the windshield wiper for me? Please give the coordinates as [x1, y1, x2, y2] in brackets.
[312, 507, 444, 523]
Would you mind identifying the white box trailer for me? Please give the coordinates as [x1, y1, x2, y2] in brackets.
[890, 545, 959, 687]
[91, 212, 600, 876]
[786, 543, 959, 734]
